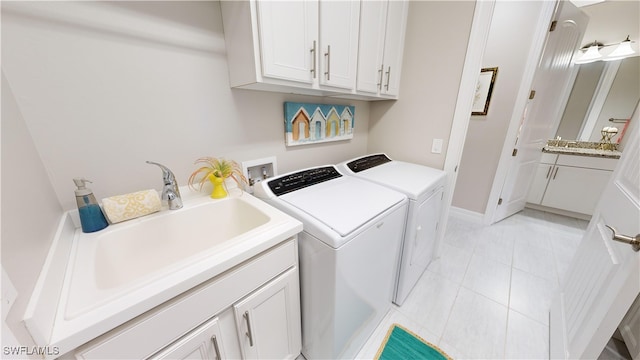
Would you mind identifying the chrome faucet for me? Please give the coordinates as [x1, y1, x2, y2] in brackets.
[146, 161, 183, 210]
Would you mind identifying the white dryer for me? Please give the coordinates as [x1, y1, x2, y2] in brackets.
[337, 154, 446, 306]
[254, 165, 407, 360]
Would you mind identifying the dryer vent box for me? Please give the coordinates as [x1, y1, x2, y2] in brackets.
[242, 157, 277, 193]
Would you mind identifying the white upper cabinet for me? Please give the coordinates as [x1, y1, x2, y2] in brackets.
[256, 1, 318, 84]
[221, 0, 407, 100]
[356, 0, 409, 98]
[318, 1, 360, 89]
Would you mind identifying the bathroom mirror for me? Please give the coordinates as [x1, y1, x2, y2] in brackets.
[554, 55, 639, 143]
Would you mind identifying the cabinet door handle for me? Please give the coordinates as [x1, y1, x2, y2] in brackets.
[552, 167, 559, 180]
[545, 166, 553, 179]
[310, 40, 316, 79]
[377, 65, 384, 89]
[211, 335, 222, 360]
[243, 311, 254, 347]
[324, 45, 331, 80]
[385, 66, 391, 91]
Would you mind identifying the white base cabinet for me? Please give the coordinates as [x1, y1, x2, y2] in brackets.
[149, 317, 227, 360]
[72, 238, 301, 360]
[234, 268, 301, 360]
[526, 153, 618, 216]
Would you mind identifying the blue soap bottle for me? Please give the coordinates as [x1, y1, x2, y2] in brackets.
[73, 178, 109, 233]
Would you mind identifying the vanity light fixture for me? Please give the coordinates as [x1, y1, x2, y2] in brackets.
[575, 41, 603, 64]
[575, 36, 637, 64]
[603, 36, 635, 61]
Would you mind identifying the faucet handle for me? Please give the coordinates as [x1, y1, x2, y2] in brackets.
[146, 161, 176, 185]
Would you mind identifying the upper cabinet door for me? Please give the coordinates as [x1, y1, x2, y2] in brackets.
[380, 0, 408, 96]
[256, 0, 318, 84]
[318, 1, 360, 90]
[355, 0, 408, 97]
[357, 1, 388, 94]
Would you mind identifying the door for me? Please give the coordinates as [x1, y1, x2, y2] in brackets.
[492, 1, 589, 223]
[256, 0, 318, 83]
[234, 267, 302, 360]
[356, 0, 387, 94]
[149, 317, 226, 360]
[549, 113, 639, 358]
[318, 0, 360, 89]
[380, 0, 408, 97]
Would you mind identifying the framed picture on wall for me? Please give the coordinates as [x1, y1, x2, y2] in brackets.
[472, 67, 498, 116]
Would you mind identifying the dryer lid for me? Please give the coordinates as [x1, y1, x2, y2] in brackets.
[280, 176, 406, 237]
[348, 161, 446, 200]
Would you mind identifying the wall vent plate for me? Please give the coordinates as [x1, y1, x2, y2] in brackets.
[242, 157, 277, 193]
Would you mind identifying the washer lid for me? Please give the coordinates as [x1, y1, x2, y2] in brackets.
[280, 176, 406, 237]
[348, 161, 446, 200]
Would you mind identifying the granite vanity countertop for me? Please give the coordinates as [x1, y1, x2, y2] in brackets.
[542, 140, 621, 159]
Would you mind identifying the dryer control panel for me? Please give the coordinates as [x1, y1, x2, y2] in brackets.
[269, 166, 342, 196]
[346, 154, 392, 173]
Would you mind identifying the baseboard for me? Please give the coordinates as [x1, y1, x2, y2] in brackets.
[449, 206, 484, 224]
[524, 203, 591, 221]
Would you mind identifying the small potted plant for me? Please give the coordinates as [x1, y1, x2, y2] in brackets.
[188, 157, 248, 199]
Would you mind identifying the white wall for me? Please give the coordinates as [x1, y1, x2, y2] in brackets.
[1, 0, 371, 347]
[1, 1, 370, 211]
[1, 73, 63, 349]
[452, 1, 545, 214]
[367, 1, 475, 169]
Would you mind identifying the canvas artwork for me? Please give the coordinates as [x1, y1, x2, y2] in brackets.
[284, 102, 355, 146]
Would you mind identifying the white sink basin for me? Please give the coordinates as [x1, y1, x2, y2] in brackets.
[60, 193, 301, 322]
[94, 197, 270, 289]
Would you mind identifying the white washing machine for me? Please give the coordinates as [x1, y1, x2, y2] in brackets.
[337, 154, 446, 306]
[254, 165, 407, 360]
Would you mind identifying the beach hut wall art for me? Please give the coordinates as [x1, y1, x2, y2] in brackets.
[284, 102, 355, 146]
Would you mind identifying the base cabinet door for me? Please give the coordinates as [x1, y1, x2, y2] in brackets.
[149, 317, 226, 360]
[526, 163, 554, 204]
[541, 165, 612, 215]
[234, 267, 302, 360]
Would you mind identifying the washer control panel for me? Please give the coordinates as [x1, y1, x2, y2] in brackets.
[269, 166, 342, 196]
[346, 154, 391, 173]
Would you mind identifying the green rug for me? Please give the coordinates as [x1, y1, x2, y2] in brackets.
[375, 324, 452, 360]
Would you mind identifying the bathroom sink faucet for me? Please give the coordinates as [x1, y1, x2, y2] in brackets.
[146, 161, 183, 210]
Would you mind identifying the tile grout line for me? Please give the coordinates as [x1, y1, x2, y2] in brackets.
[435, 228, 476, 354]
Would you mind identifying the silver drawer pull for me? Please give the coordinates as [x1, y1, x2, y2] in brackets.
[243, 311, 254, 346]
[605, 225, 640, 252]
[310, 40, 317, 78]
[211, 335, 222, 359]
[324, 45, 331, 80]
[385, 66, 391, 91]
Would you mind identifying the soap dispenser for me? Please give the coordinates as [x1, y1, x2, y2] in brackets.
[73, 178, 109, 233]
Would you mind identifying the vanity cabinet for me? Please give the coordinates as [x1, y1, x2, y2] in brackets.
[526, 153, 618, 216]
[221, 0, 360, 94]
[356, 0, 408, 97]
[72, 238, 301, 360]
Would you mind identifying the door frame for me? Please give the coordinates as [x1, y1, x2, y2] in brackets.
[438, 0, 494, 253]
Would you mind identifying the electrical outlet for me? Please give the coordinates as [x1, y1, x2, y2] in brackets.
[431, 138, 443, 154]
[242, 157, 277, 193]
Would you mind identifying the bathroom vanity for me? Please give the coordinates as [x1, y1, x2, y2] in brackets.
[526, 142, 620, 218]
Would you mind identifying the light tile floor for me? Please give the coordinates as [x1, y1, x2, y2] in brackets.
[355, 208, 588, 359]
